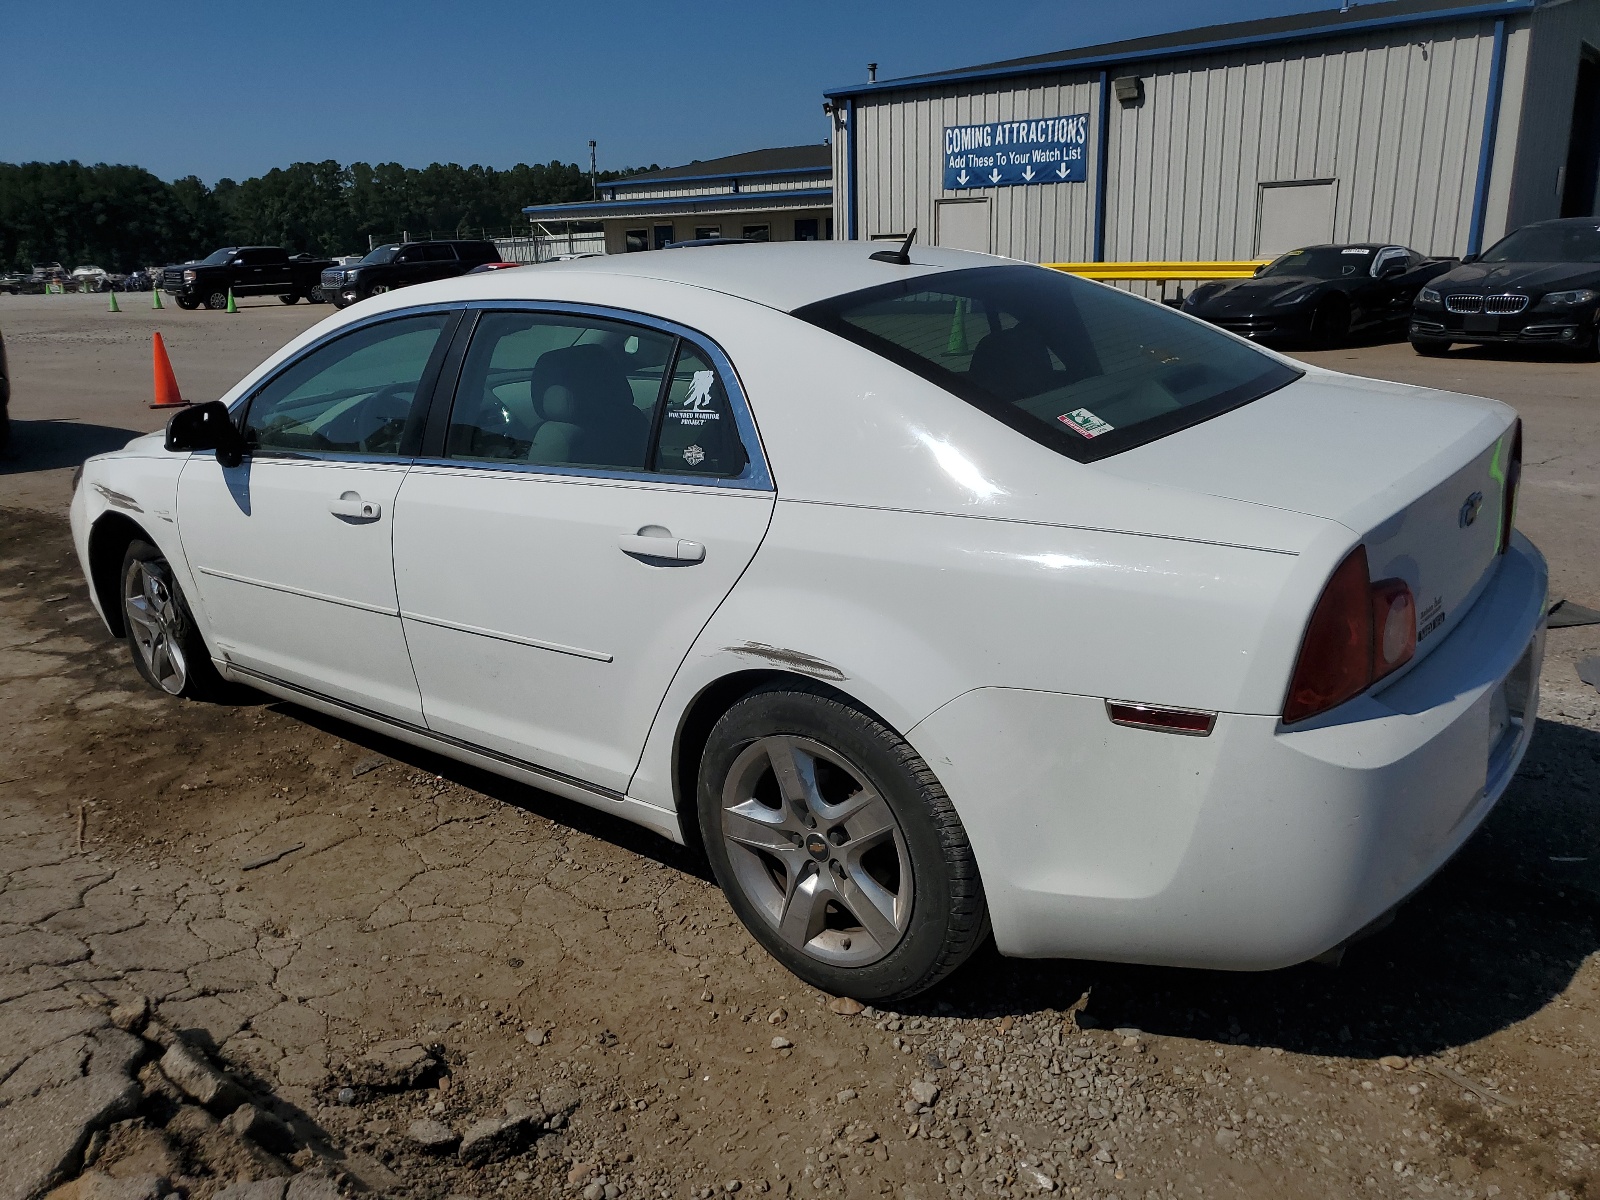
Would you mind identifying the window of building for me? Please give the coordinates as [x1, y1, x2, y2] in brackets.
[741, 225, 770, 242]
[794, 219, 820, 241]
[624, 229, 649, 253]
[693, 226, 722, 240]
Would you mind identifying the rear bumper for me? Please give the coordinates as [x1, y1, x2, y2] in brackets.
[907, 533, 1548, 969]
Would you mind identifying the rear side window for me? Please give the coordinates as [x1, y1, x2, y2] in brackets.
[444, 312, 746, 477]
[793, 265, 1301, 462]
[456, 242, 497, 265]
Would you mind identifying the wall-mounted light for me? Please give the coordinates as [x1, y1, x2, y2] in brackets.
[1112, 75, 1144, 106]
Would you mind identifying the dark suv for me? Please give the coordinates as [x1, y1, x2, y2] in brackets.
[321, 240, 499, 308]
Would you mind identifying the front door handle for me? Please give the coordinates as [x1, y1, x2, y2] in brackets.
[618, 532, 705, 563]
[330, 493, 381, 521]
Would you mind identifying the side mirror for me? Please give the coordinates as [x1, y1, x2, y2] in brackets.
[1253, 265, 1265, 276]
[1460, 253, 1478, 264]
[165, 401, 249, 468]
[1380, 259, 1408, 278]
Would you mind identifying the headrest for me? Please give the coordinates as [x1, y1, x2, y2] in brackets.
[968, 324, 1055, 400]
[529, 344, 634, 423]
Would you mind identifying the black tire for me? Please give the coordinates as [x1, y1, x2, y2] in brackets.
[697, 683, 989, 1002]
[119, 540, 226, 701]
[277, 293, 300, 305]
[1309, 296, 1352, 347]
[174, 295, 197, 310]
[205, 290, 229, 311]
[1570, 324, 1600, 362]
[1410, 336, 1451, 357]
[307, 286, 327, 304]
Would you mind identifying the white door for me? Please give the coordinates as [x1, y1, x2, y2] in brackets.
[936, 199, 992, 252]
[1256, 181, 1337, 256]
[392, 310, 775, 794]
[176, 311, 457, 723]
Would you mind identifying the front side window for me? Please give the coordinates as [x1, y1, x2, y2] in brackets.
[794, 265, 1301, 462]
[444, 312, 747, 478]
[243, 313, 451, 457]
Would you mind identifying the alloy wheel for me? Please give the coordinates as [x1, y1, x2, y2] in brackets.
[123, 558, 188, 695]
[719, 735, 913, 966]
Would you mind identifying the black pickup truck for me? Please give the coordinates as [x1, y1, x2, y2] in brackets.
[320, 240, 499, 308]
[162, 247, 336, 310]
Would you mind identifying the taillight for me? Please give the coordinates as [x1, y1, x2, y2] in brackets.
[1283, 546, 1416, 724]
[1498, 419, 1522, 554]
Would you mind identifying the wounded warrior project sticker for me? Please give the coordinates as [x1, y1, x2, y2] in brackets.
[1057, 407, 1114, 438]
[669, 371, 722, 428]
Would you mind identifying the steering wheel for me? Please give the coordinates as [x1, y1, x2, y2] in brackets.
[312, 383, 415, 454]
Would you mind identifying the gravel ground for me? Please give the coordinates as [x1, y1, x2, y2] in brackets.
[1, 296, 1598, 1200]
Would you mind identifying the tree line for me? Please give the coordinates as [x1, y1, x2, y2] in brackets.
[0, 158, 652, 272]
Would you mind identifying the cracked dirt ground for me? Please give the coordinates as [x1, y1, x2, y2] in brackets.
[2, 300, 1600, 1200]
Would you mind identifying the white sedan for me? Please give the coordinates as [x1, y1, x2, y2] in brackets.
[70, 243, 1546, 1001]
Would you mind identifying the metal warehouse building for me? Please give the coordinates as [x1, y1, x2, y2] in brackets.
[824, 0, 1600, 263]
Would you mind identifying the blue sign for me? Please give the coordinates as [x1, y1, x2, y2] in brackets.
[942, 115, 1090, 189]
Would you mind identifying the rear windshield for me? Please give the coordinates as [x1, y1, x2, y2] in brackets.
[793, 265, 1301, 462]
[1480, 223, 1600, 263]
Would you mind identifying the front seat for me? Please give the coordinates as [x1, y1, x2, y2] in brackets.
[526, 344, 650, 469]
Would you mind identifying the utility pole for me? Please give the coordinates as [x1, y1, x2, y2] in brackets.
[589, 140, 598, 201]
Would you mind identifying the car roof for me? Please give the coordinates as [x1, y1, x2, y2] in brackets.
[509, 241, 1003, 312]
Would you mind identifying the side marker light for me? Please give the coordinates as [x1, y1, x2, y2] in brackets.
[1105, 702, 1216, 736]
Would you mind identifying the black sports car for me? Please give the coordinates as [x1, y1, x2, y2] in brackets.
[1410, 217, 1600, 357]
[1182, 244, 1454, 347]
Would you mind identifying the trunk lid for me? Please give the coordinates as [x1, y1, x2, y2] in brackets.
[1094, 369, 1518, 662]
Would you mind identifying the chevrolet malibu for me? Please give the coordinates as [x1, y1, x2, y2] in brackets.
[70, 243, 1545, 1001]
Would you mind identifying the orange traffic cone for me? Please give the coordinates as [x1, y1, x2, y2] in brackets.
[150, 332, 187, 409]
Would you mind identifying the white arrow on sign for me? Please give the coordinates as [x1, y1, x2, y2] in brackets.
[957, 169, 969, 185]
[1056, 162, 1069, 179]
[1022, 165, 1035, 181]
[989, 168, 1002, 183]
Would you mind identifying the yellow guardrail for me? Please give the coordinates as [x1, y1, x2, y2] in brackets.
[1044, 260, 1269, 281]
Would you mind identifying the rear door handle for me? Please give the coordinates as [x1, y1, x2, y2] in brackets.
[330, 493, 381, 521]
[618, 533, 705, 563]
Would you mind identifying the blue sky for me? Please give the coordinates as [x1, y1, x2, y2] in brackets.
[2, 0, 1345, 182]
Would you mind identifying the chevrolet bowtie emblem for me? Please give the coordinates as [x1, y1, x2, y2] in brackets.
[1459, 490, 1485, 527]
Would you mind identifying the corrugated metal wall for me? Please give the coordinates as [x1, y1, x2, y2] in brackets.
[833, 7, 1600, 262]
[1105, 19, 1500, 260]
[848, 75, 1100, 260]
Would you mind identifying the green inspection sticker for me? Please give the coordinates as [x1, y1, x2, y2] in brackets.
[1058, 407, 1115, 439]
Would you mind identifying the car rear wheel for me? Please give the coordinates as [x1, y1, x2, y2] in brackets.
[1410, 337, 1451, 357]
[205, 290, 229, 311]
[174, 296, 197, 310]
[120, 540, 225, 700]
[1310, 296, 1351, 347]
[277, 293, 300, 305]
[697, 683, 989, 1002]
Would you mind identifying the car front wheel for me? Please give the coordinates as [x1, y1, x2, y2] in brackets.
[698, 683, 989, 1002]
[120, 540, 224, 700]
